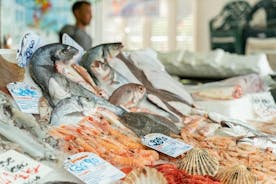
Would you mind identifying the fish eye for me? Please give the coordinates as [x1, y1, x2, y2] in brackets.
[61, 49, 69, 54]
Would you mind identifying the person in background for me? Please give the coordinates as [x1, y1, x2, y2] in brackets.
[59, 1, 92, 50]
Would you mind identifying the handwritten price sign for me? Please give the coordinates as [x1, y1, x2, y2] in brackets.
[0, 150, 52, 184]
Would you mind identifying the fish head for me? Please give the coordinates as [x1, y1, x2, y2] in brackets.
[53, 45, 79, 62]
[90, 60, 111, 79]
[106, 42, 124, 58]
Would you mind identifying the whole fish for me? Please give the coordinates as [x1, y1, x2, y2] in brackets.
[0, 91, 48, 140]
[50, 96, 96, 126]
[0, 120, 56, 160]
[29, 43, 124, 115]
[119, 112, 180, 137]
[29, 43, 78, 106]
[109, 83, 146, 108]
[79, 42, 124, 75]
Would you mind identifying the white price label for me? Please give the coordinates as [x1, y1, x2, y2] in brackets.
[64, 152, 125, 184]
[7, 82, 42, 114]
[0, 150, 52, 184]
[62, 33, 84, 63]
[251, 93, 276, 119]
[17, 33, 43, 67]
[142, 133, 193, 158]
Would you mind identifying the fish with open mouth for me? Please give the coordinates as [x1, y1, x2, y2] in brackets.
[79, 42, 124, 74]
[89, 60, 129, 96]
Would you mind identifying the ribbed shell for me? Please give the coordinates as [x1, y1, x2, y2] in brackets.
[177, 148, 219, 176]
[122, 167, 168, 184]
[216, 165, 256, 184]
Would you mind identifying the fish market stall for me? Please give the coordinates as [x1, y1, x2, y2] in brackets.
[0, 33, 275, 184]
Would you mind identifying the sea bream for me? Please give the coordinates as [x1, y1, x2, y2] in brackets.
[29, 43, 125, 115]
[108, 83, 146, 109]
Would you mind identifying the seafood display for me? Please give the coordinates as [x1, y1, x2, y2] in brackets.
[0, 41, 275, 183]
[49, 116, 159, 168]
[181, 129, 276, 183]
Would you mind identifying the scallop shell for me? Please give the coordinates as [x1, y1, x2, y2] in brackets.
[216, 165, 256, 184]
[122, 167, 168, 184]
[177, 147, 219, 176]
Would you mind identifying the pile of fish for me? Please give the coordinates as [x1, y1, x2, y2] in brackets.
[0, 41, 275, 183]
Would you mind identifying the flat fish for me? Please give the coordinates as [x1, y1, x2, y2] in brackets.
[119, 112, 180, 137]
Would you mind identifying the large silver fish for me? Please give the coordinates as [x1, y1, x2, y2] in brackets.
[50, 96, 96, 126]
[29, 43, 124, 115]
[0, 120, 56, 160]
[79, 42, 124, 74]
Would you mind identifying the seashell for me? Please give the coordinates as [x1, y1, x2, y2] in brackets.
[177, 147, 219, 176]
[216, 165, 256, 184]
[122, 167, 168, 184]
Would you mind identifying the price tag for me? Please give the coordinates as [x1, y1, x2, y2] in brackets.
[17, 32, 43, 67]
[142, 133, 193, 158]
[251, 92, 276, 119]
[7, 82, 42, 114]
[0, 150, 52, 184]
[62, 33, 84, 63]
[64, 152, 125, 184]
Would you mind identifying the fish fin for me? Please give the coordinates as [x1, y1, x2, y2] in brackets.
[145, 96, 180, 123]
